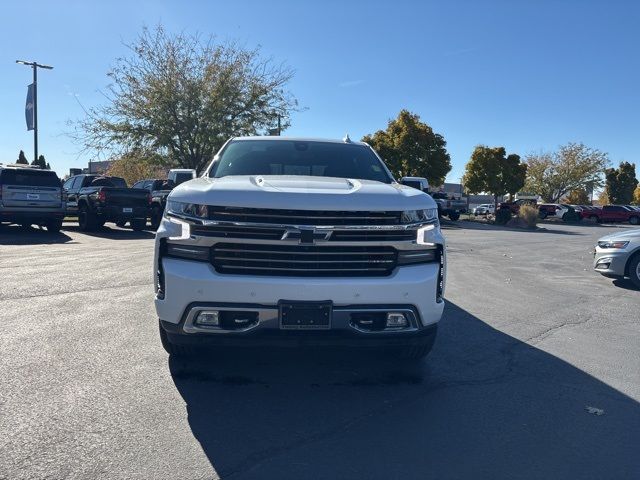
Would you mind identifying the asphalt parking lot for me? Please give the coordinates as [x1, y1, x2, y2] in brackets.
[1, 221, 639, 480]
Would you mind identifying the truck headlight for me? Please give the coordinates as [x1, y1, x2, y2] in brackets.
[166, 200, 208, 218]
[597, 240, 629, 249]
[401, 208, 438, 224]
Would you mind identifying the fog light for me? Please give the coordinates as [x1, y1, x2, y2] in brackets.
[195, 310, 219, 326]
[595, 257, 612, 270]
[386, 312, 408, 328]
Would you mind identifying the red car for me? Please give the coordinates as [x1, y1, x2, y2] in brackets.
[584, 205, 640, 225]
[498, 199, 536, 214]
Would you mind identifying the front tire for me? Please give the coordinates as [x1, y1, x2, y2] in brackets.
[159, 322, 192, 357]
[150, 206, 162, 230]
[394, 331, 437, 360]
[629, 216, 639, 225]
[46, 219, 63, 233]
[131, 218, 147, 231]
[627, 254, 640, 288]
[448, 212, 460, 221]
[78, 205, 96, 231]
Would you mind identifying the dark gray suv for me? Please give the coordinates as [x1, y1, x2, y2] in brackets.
[0, 165, 65, 232]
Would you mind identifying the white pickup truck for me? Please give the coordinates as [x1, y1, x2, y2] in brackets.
[154, 137, 446, 360]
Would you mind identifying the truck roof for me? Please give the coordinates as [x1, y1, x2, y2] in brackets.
[231, 136, 370, 147]
[0, 164, 43, 170]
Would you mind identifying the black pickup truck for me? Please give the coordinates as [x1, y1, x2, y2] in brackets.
[63, 174, 150, 231]
[132, 178, 174, 229]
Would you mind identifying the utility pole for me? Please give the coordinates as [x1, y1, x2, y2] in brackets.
[16, 60, 54, 162]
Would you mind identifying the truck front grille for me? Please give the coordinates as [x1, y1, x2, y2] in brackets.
[190, 224, 417, 242]
[206, 207, 402, 226]
[212, 243, 398, 277]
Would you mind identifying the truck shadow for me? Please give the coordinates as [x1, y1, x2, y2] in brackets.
[168, 302, 639, 479]
[0, 224, 74, 245]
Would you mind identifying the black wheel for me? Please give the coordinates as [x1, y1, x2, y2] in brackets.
[394, 331, 437, 360]
[589, 215, 599, 223]
[629, 216, 639, 225]
[627, 254, 640, 288]
[131, 218, 147, 231]
[539, 211, 548, 220]
[46, 219, 63, 233]
[115, 220, 127, 228]
[448, 212, 460, 221]
[78, 205, 96, 231]
[150, 206, 162, 230]
[159, 321, 192, 357]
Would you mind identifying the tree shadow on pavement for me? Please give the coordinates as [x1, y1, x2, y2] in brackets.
[456, 221, 585, 235]
[0, 224, 74, 245]
[169, 302, 640, 480]
[63, 224, 155, 240]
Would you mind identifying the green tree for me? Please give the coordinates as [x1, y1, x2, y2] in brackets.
[71, 25, 298, 173]
[362, 110, 451, 186]
[31, 154, 48, 169]
[524, 143, 609, 202]
[604, 161, 638, 204]
[462, 146, 526, 209]
[633, 185, 640, 205]
[16, 150, 29, 164]
[565, 188, 590, 205]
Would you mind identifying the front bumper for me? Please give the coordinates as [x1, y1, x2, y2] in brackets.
[593, 249, 629, 277]
[160, 305, 438, 348]
[156, 256, 445, 329]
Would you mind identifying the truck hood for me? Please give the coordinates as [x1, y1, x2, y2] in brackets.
[169, 176, 436, 211]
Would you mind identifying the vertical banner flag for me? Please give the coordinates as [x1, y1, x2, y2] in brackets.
[25, 83, 35, 131]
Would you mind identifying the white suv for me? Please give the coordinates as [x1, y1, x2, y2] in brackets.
[154, 137, 446, 359]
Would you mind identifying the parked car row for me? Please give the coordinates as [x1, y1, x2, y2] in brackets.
[0, 164, 196, 232]
[400, 177, 467, 220]
[581, 205, 640, 225]
[497, 199, 640, 225]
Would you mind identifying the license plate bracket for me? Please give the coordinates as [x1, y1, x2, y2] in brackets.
[279, 301, 332, 330]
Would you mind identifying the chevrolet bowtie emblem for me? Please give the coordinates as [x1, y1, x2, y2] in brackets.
[281, 228, 332, 244]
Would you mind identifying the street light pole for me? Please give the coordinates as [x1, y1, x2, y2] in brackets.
[16, 60, 53, 163]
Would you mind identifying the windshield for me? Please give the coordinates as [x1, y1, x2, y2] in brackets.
[209, 140, 393, 183]
[0, 169, 60, 187]
[173, 173, 193, 185]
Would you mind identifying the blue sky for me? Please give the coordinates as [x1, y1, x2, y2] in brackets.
[1, 0, 638, 182]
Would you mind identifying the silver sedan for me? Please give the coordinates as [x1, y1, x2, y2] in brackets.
[593, 228, 640, 287]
